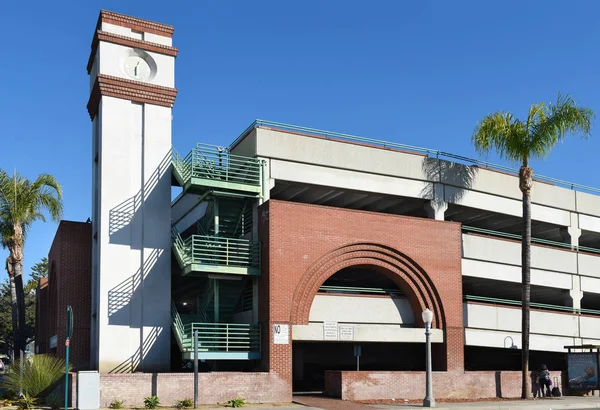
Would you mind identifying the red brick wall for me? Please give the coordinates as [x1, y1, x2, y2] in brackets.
[43, 220, 92, 370]
[258, 200, 464, 383]
[324, 370, 564, 401]
[99, 372, 288, 406]
[35, 278, 49, 353]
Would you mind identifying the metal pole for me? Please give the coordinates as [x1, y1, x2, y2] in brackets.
[194, 330, 198, 409]
[357, 355, 360, 371]
[423, 322, 435, 407]
[19, 349, 23, 397]
[65, 341, 70, 410]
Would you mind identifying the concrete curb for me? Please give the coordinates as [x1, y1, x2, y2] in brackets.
[372, 401, 600, 410]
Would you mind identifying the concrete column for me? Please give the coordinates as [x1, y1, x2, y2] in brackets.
[425, 200, 448, 221]
[560, 212, 581, 249]
[571, 275, 583, 311]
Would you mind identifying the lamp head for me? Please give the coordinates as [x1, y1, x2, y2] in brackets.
[422, 308, 433, 325]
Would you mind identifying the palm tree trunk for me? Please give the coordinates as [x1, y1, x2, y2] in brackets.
[11, 223, 26, 353]
[5, 257, 18, 361]
[520, 164, 533, 399]
[14, 261, 26, 353]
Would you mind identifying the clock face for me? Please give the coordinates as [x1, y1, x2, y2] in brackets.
[124, 56, 152, 81]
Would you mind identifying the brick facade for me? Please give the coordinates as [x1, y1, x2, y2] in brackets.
[36, 221, 92, 370]
[98, 373, 288, 407]
[324, 370, 564, 401]
[34, 278, 49, 353]
[258, 200, 464, 392]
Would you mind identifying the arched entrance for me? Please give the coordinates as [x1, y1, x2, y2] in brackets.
[289, 243, 447, 393]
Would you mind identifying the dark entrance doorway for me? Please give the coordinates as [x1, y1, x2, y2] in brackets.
[292, 341, 426, 392]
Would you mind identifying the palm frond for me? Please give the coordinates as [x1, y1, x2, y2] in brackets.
[530, 92, 595, 160]
[472, 112, 530, 163]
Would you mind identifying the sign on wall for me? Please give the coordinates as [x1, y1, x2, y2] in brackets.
[273, 324, 289, 345]
[324, 321, 338, 340]
[340, 325, 354, 341]
[568, 352, 599, 390]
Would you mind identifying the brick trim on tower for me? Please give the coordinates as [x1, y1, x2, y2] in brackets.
[87, 74, 178, 119]
[97, 10, 175, 38]
[87, 30, 178, 73]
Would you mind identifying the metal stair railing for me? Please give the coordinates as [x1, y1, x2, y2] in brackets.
[171, 226, 191, 265]
[188, 235, 260, 268]
[185, 322, 261, 353]
[171, 302, 188, 351]
[188, 144, 261, 187]
[172, 148, 193, 182]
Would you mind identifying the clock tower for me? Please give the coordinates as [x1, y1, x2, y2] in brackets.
[86, 10, 177, 373]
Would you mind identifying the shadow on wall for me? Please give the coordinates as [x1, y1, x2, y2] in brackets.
[108, 151, 172, 249]
[420, 157, 479, 204]
[107, 248, 165, 325]
[108, 326, 163, 374]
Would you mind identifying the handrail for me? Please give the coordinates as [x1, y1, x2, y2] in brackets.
[462, 225, 600, 254]
[172, 144, 261, 187]
[181, 322, 261, 352]
[319, 285, 403, 295]
[171, 302, 187, 351]
[230, 119, 600, 196]
[464, 295, 600, 316]
[184, 235, 260, 268]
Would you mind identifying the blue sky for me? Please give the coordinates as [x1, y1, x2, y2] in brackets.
[1, 1, 600, 279]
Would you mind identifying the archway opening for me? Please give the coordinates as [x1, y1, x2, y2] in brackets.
[292, 265, 442, 393]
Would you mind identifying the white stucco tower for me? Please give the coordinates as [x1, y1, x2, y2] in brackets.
[87, 10, 177, 373]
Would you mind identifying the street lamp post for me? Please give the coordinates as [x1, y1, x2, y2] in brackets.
[422, 308, 435, 408]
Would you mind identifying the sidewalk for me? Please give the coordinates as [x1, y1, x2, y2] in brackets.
[371, 395, 600, 410]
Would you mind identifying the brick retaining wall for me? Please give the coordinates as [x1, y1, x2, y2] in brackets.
[99, 372, 289, 406]
[324, 370, 564, 401]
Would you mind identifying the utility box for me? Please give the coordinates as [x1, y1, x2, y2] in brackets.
[77, 371, 100, 410]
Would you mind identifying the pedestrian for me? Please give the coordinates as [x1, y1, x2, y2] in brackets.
[538, 364, 551, 397]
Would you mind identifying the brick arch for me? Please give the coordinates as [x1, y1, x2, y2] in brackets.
[290, 243, 446, 329]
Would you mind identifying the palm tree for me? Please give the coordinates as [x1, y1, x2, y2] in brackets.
[472, 92, 594, 399]
[0, 170, 62, 353]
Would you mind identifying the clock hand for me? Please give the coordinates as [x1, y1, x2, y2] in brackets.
[134, 61, 140, 77]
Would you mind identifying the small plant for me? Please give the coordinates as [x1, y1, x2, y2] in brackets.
[110, 399, 125, 409]
[227, 397, 246, 408]
[144, 395, 160, 409]
[175, 398, 193, 409]
[16, 395, 37, 410]
[45, 391, 62, 410]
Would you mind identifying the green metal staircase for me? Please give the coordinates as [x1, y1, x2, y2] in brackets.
[171, 227, 260, 276]
[171, 142, 262, 360]
[171, 302, 260, 360]
[197, 197, 253, 238]
[172, 143, 262, 197]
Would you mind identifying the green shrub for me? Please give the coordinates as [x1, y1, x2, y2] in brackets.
[16, 395, 36, 410]
[175, 398, 193, 409]
[144, 396, 160, 409]
[227, 397, 246, 408]
[110, 399, 125, 409]
[45, 391, 62, 410]
[1, 354, 70, 397]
